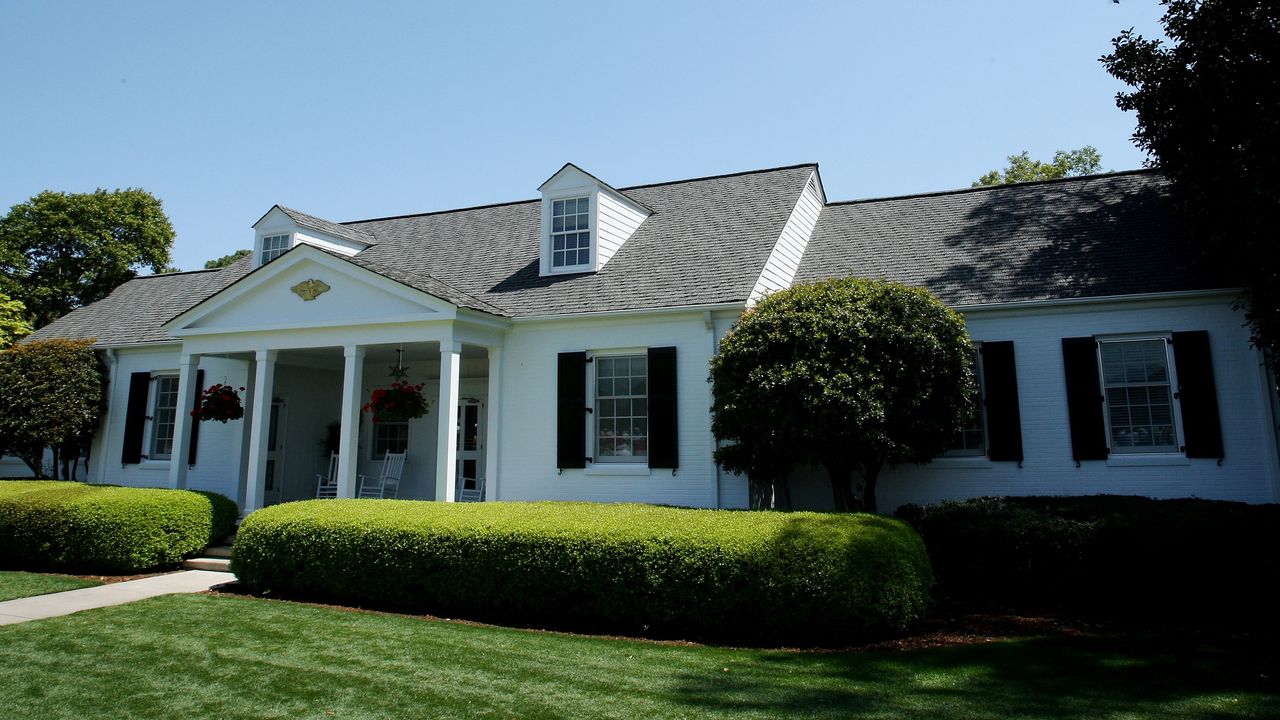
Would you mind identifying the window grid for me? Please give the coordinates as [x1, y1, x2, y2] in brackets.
[1100, 339, 1178, 453]
[260, 234, 290, 264]
[595, 355, 648, 461]
[949, 350, 986, 455]
[150, 376, 180, 460]
[373, 422, 409, 460]
[551, 197, 590, 268]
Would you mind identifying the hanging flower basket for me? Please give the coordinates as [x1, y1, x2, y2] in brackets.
[192, 384, 245, 423]
[363, 361, 429, 424]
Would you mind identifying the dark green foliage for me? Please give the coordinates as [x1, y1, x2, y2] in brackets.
[711, 278, 974, 512]
[1102, 1, 1280, 359]
[973, 146, 1103, 186]
[0, 339, 106, 476]
[202, 249, 251, 269]
[0, 188, 174, 328]
[897, 495, 1280, 629]
[233, 500, 932, 645]
[193, 490, 239, 544]
[0, 481, 238, 573]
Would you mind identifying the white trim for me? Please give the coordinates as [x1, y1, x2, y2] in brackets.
[512, 302, 746, 324]
[955, 288, 1241, 314]
[1096, 333, 1185, 456]
[1105, 454, 1191, 467]
[584, 464, 651, 477]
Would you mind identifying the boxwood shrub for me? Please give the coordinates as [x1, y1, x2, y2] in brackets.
[897, 495, 1280, 628]
[0, 480, 239, 573]
[233, 500, 932, 645]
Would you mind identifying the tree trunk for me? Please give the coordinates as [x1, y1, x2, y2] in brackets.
[18, 444, 45, 478]
[774, 475, 792, 510]
[748, 474, 770, 509]
[859, 459, 885, 515]
[823, 461, 858, 512]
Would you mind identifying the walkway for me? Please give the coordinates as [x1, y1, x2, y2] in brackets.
[0, 570, 235, 625]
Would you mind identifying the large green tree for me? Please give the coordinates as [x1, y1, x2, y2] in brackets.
[711, 278, 975, 514]
[1102, 0, 1280, 359]
[0, 189, 174, 328]
[0, 338, 106, 477]
[204, 249, 251, 269]
[973, 146, 1103, 186]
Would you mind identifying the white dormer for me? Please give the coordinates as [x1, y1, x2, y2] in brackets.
[251, 205, 376, 269]
[538, 163, 652, 276]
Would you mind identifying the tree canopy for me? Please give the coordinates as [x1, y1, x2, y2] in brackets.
[973, 146, 1103, 186]
[0, 338, 106, 477]
[1102, 0, 1280, 359]
[0, 293, 32, 349]
[0, 188, 174, 328]
[711, 278, 975, 513]
[204, 249, 251, 269]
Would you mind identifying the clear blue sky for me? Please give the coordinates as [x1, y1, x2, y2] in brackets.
[0, 1, 1167, 271]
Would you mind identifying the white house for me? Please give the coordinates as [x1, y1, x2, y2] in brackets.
[22, 163, 1280, 511]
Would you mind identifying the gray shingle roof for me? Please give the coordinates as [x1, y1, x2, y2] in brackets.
[795, 170, 1228, 306]
[26, 256, 255, 346]
[276, 205, 377, 246]
[346, 164, 818, 317]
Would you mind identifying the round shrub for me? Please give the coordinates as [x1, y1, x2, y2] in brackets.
[233, 500, 932, 645]
[0, 481, 238, 573]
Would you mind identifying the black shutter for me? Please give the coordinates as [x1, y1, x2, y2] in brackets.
[1171, 331, 1224, 460]
[1062, 337, 1109, 462]
[557, 352, 587, 469]
[647, 346, 679, 469]
[121, 372, 151, 464]
[187, 369, 204, 467]
[979, 341, 1023, 463]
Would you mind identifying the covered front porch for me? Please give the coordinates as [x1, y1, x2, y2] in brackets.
[158, 242, 509, 512]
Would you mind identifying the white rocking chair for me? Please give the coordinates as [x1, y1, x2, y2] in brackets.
[358, 452, 406, 499]
[457, 476, 485, 503]
[315, 452, 340, 499]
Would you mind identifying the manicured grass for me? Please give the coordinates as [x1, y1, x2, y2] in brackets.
[0, 571, 99, 601]
[0, 594, 1274, 719]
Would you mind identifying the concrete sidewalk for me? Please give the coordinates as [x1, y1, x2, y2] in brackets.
[0, 570, 235, 625]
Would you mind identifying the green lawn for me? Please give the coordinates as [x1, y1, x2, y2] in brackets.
[0, 571, 100, 601]
[0, 594, 1274, 719]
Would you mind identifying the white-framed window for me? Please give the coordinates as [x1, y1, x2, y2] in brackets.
[260, 233, 291, 265]
[551, 196, 591, 269]
[948, 349, 986, 455]
[149, 375, 180, 460]
[594, 354, 648, 462]
[372, 421, 409, 461]
[1099, 337, 1180, 454]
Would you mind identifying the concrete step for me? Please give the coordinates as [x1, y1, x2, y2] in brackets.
[203, 545, 233, 558]
[182, 557, 231, 572]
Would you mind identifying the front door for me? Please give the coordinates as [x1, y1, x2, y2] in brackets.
[264, 400, 286, 506]
[457, 399, 485, 496]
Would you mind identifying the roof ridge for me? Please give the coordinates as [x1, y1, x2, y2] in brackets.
[342, 162, 819, 226]
[826, 168, 1162, 206]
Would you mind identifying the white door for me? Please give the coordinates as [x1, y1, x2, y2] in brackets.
[264, 400, 286, 506]
[456, 399, 485, 495]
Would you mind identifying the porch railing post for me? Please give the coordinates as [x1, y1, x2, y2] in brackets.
[436, 341, 462, 502]
[336, 345, 365, 499]
[243, 349, 277, 513]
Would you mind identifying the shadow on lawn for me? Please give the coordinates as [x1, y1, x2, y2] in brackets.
[661, 635, 1280, 719]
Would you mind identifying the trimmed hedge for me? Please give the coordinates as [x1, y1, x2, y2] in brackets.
[233, 500, 932, 645]
[0, 480, 239, 573]
[897, 495, 1280, 627]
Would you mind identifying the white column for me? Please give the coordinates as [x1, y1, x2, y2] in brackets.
[167, 353, 201, 489]
[484, 346, 502, 501]
[436, 341, 462, 502]
[336, 345, 365, 499]
[243, 350, 277, 513]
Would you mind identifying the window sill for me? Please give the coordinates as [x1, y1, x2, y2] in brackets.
[930, 456, 995, 469]
[585, 463, 651, 477]
[136, 460, 172, 471]
[1105, 454, 1190, 467]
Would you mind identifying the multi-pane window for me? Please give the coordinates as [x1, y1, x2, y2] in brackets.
[260, 234, 290, 264]
[1100, 339, 1178, 453]
[150, 375, 180, 460]
[596, 355, 648, 461]
[373, 421, 409, 460]
[551, 196, 591, 268]
[949, 350, 986, 455]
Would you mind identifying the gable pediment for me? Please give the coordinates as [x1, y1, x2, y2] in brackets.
[166, 245, 455, 336]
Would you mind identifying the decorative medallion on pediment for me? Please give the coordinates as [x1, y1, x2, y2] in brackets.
[290, 279, 331, 302]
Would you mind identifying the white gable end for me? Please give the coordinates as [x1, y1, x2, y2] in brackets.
[251, 207, 366, 269]
[749, 170, 825, 304]
[538, 163, 651, 276]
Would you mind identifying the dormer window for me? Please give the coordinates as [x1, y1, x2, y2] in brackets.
[260, 234, 291, 265]
[551, 197, 592, 269]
